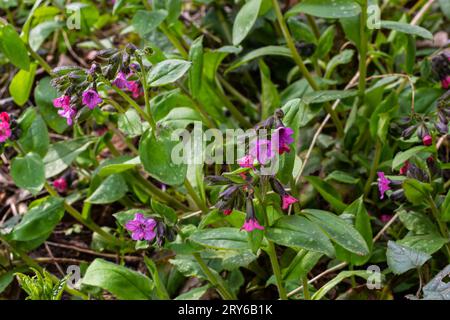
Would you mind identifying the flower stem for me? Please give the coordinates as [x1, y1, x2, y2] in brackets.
[364, 139, 382, 197]
[302, 275, 310, 300]
[184, 179, 208, 214]
[193, 253, 236, 300]
[358, 0, 369, 101]
[266, 240, 288, 300]
[270, 0, 344, 137]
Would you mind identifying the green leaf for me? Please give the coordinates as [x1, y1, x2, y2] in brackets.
[43, 137, 94, 178]
[143, 256, 169, 300]
[325, 49, 354, 79]
[287, 0, 361, 19]
[118, 109, 146, 137]
[266, 215, 335, 256]
[151, 199, 177, 224]
[439, 0, 450, 19]
[442, 189, 450, 222]
[399, 210, 438, 235]
[386, 241, 431, 275]
[304, 176, 347, 213]
[132, 10, 167, 38]
[303, 90, 358, 104]
[18, 111, 49, 158]
[335, 197, 372, 265]
[82, 259, 153, 300]
[398, 234, 447, 255]
[98, 157, 141, 177]
[311, 270, 369, 300]
[11, 152, 45, 195]
[9, 63, 37, 106]
[175, 285, 209, 300]
[158, 107, 202, 129]
[10, 197, 64, 242]
[259, 59, 280, 120]
[325, 170, 360, 184]
[380, 20, 433, 39]
[189, 227, 250, 250]
[313, 26, 335, 59]
[227, 46, 291, 72]
[86, 174, 128, 204]
[29, 21, 62, 51]
[232, 0, 263, 45]
[188, 36, 204, 98]
[0, 24, 30, 70]
[139, 128, 187, 186]
[392, 146, 429, 170]
[303, 209, 369, 256]
[403, 179, 432, 205]
[148, 59, 191, 87]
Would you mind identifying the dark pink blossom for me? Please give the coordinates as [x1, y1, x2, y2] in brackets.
[127, 81, 142, 98]
[282, 194, 298, 210]
[82, 89, 103, 109]
[0, 121, 11, 143]
[241, 218, 264, 232]
[53, 95, 70, 109]
[422, 135, 432, 146]
[112, 71, 128, 89]
[58, 105, 77, 126]
[273, 126, 294, 154]
[237, 154, 254, 168]
[223, 209, 232, 216]
[442, 75, 450, 89]
[380, 214, 392, 223]
[125, 213, 157, 241]
[0, 112, 10, 123]
[53, 178, 68, 193]
[399, 161, 409, 175]
[377, 172, 391, 200]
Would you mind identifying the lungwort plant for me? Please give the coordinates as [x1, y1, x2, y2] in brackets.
[0, 0, 450, 300]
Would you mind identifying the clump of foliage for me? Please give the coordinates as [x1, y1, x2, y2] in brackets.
[0, 0, 449, 301]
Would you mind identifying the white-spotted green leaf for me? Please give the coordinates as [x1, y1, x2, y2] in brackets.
[232, 0, 263, 45]
[386, 241, 431, 274]
[148, 59, 191, 87]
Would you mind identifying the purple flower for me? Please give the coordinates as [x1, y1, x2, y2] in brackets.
[112, 71, 128, 89]
[125, 213, 157, 241]
[127, 81, 142, 98]
[442, 75, 450, 89]
[377, 172, 391, 200]
[58, 105, 77, 126]
[53, 95, 70, 109]
[241, 218, 264, 232]
[249, 139, 275, 165]
[0, 121, 11, 143]
[272, 126, 294, 154]
[53, 178, 68, 193]
[82, 89, 103, 109]
[380, 214, 392, 223]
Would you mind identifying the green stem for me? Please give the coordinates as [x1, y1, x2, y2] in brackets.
[358, 0, 369, 101]
[184, 179, 208, 213]
[302, 275, 310, 300]
[137, 58, 157, 132]
[271, 0, 344, 137]
[364, 139, 382, 197]
[215, 87, 252, 128]
[27, 44, 53, 74]
[266, 240, 288, 300]
[193, 253, 236, 300]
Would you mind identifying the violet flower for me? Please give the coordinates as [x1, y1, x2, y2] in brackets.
[272, 126, 294, 155]
[112, 71, 128, 89]
[125, 213, 157, 241]
[82, 89, 103, 109]
[249, 139, 275, 165]
[58, 105, 77, 126]
[53, 95, 70, 109]
[377, 172, 391, 200]
[237, 154, 254, 168]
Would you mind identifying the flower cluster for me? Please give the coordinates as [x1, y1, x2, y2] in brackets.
[207, 110, 298, 232]
[51, 45, 144, 126]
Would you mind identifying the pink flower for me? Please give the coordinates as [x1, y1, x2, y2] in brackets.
[380, 214, 392, 223]
[112, 71, 128, 89]
[237, 154, 254, 168]
[241, 218, 264, 232]
[423, 135, 432, 146]
[125, 213, 157, 241]
[249, 139, 275, 165]
[53, 95, 70, 109]
[127, 81, 142, 98]
[377, 172, 391, 200]
[399, 161, 409, 175]
[272, 126, 294, 154]
[282, 194, 298, 210]
[442, 76, 450, 89]
[0, 112, 10, 123]
[82, 89, 103, 110]
[53, 178, 68, 193]
[58, 105, 77, 126]
[0, 121, 11, 143]
[223, 209, 232, 216]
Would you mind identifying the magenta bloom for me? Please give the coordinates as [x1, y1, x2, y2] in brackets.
[58, 105, 77, 126]
[241, 218, 264, 232]
[82, 89, 103, 109]
[282, 194, 298, 210]
[273, 126, 294, 154]
[127, 81, 142, 98]
[422, 135, 432, 146]
[249, 139, 275, 165]
[399, 161, 409, 175]
[125, 213, 157, 241]
[442, 76, 450, 89]
[237, 154, 254, 168]
[53, 178, 68, 193]
[53, 95, 70, 109]
[377, 172, 391, 200]
[112, 71, 128, 89]
[380, 214, 392, 223]
[0, 121, 11, 143]
[0, 112, 10, 123]
[223, 209, 232, 216]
